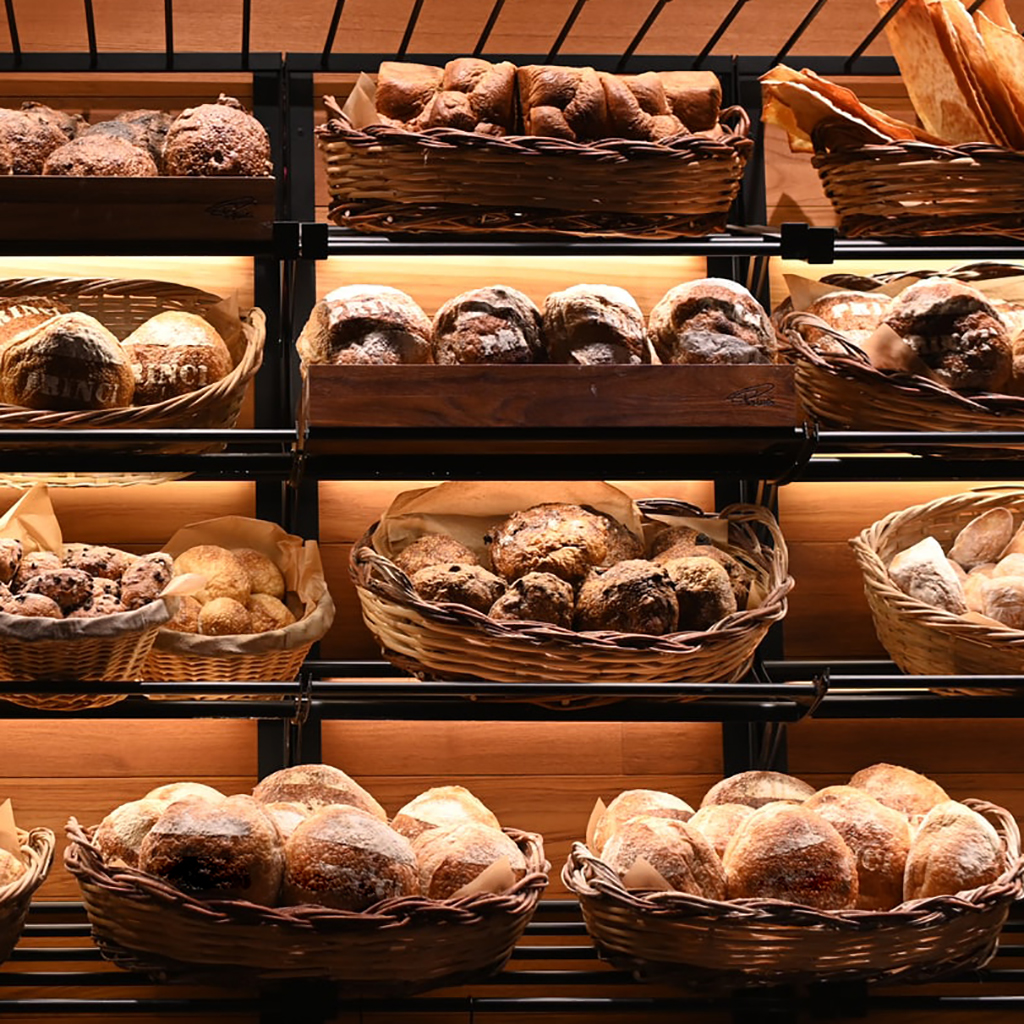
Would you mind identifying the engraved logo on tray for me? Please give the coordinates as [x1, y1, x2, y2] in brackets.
[207, 197, 256, 220]
[727, 383, 776, 407]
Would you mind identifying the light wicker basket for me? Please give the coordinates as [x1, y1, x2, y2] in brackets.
[851, 488, 1024, 694]
[317, 98, 752, 239]
[0, 827, 55, 965]
[65, 818, 548, 991]
[563, 798, 1023, 990]
[350, 499, 792, 708]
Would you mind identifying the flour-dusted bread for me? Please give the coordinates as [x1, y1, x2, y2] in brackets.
[252, 763, 387, 820]
[888, 536, 968, 613]
[700, 770, 815, 809]
[723, 803, 859, 909]
[904, 801, 1004, 901]
[94, 798, 167, 868]
[412, 822, 526, 898]
[543, 284, 649, 365]
[848, 763, 950, 821]
[980, 575, 1024, 629]
[391, 785, 501, 843]
[432, 286, 543, 365]
[804, 785, 912, 910]
[144, 781, 226, 805]
[948, 508, 1015, 570]
[593, 789, 695, 856]
[799, 290, 890, 352]
[688, 803, 754, 860]
[574, 559, 679, 636]
[164, 94, 272, 176]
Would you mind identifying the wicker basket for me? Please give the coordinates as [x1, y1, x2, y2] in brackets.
[0, 595, 178, 712]
[350, 499, 792, 707]
[317, 99, 753, 239]
[0, 827, 55, 965]
[563, 797, 1023, 990]
[65, 818, 548, 990]
[0, 277, 264, 485]
[813, 140, 1024, 239]
[851, 488, 1024, 695]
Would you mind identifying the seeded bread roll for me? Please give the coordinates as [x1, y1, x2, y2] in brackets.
[904, 801, 1004, 901]
[43, 135, 159, 176]
[723, 803, 859, 909]
[394, 534, 480, 578]
[247, 593, 296, 633]
[488, 571, 574, 627]
[0, 107, 68, 173]
[139, 794, 284, 905]
[848, 763, 950, 821]
[688, 803, 755, 860]
[700, 770, 815, 809]
[411, 562, 506, 614]
[0, 312, 134, 411]
[412, 822, 526, 898]
[649, 279, 777, 366]
[94, 798, 166, 867]
[232, 548, 286, 600]
[433, 286, 544, 365]
[601, 815, 726, 899]
[888, 536, 968, 614]
[593, 789, 695, 856]
[543, 284, 649, 365]
[252, 763, 387, 820]
[804, 785, 912, 910]
[948, 508, 1015, 570]
[164, 95, 272, 176]
[120, 552, 173, 610]
[198, 596, 252, 636]
[0, 538, 22, 585]
[392, 785, 501, 843]
[661, 555, 737, 630]
[282, 805, 419, 909]
[19, 568, 92, 613]
[574, 560, 679, 635]
[172, 545, 249, 606]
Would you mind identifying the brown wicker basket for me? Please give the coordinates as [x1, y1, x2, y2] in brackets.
[813, 140, 1024, 239]
[851, 488, 1024, 695]
[563, 798, 1023, 990]
[0, 595, 178, 712]
[317, 98, 752, 239]
[0, 827, 55, 965]
[65, 818, 548, 990]
[350, 499, 792, 707]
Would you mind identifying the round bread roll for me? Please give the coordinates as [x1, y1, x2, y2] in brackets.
[198, 596, 252, 636]
[122, 312, 233, 406]
[263, 802, 309, 840]
[12, 551, 61, 590]
[0, 107, 68, 173]
[19, 567, 91, 612]
[42, 134, 158, 176]
[649, 525, 713, 556]
[0, 847, 26, 887]
[164, 95, 272, 176]
[723, 803, 859, 908]
[145, 781, 226, 804]
[904, 801, 1004, 901]
[649, 279, 776, 366]
[164, 593, 201, 633]
[94, 797, 167, 868]
[394, 534, 479, 578]
[139, 794, 284, 905]
[593, 789, 695, 856]
[0, 538, 22, 585]
[601, 815, 726, 899]
[412, 822, 526, 898]
[980, 575, 1024, 629]
[252, 763, 387, 820]
[0, 312, 134, 411]
[488, 571, 574, 627]
[120, 552, 173, 611]
[432, 286, 544, 365]
[0, 592, 62, 617]
[486, 503, 610, 587]
[575, 560, 679, 635]
[247, 593, 296, 633]
[883, 279, 1012, 392]
[80, 119, 155, 155]
[410, 563, 506, 614]
[111, 109, 173, 167]
[542, 284, 649, 365]
[67, 593, 125, 618]
[391, 785, 501, 842]
[281, 804, 419, 909]
[848, 763, 950, 821]
[888, 536, 967, 614]
[804, 785, 912, 910]
[594, 512, 645, 566]
[173, 545, 250, 606]
[19, 101, 85, 142]
[799, 291, 890, 352]
[653, 539, 752, 606]
[700, 770, 815, 809]
[661, 555, 737, 630]
[232, 548, 286, 600]
[62, 543, 135, 582]
[688, 803, 755, 860]
[948, 508, 1014, 571]
[993, 553, 1024, 577]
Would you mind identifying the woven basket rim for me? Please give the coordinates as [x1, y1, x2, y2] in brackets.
[0, 827, 55, 906]
[0, 594, 176, 642]
[812, 138, 1024, 164]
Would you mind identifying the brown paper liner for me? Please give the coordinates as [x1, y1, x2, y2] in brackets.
[586, 798, 607, 853]
[0, 801, 23, 865]
[448, 855, 517, 898]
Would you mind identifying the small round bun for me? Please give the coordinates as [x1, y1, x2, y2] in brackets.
[252, 763, 387, 820]
[281, 805, 419, 909]
[848, 763, 950, 821]
[43, 134, 158, 176]
[700, 770, 815, 809]
[411, 563, 506, 614]
[247, 593, 296, 633]
[164, 594, 201, 633]
[574, 560, 679, 635]
[593, 789, 695, 856]
[394, 534, 479, 578]
[488, 571, 574, 627]
[412, 822, 526, 898]
[120, 552, 173, 611]
[198, 596, 252, 636]
[1, 592, 62, 618]
[164, 95, 272, 176]
[661, 555, 737, 630]
[145, 782, 226, 805]
[232, 548, 286, 599]
[391, 785, 500, 842]
[94, 798, 167, 867]
[688, 803, 755, 860]
[173, 545, 250, 606]
[0, 538, 22, 585]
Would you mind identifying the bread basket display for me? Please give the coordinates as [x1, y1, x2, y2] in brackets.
[350, 481, 792, 706]
[0, 805, 55, 966]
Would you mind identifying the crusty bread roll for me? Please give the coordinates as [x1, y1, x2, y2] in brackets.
[139, 794, 284, 905]
[165, 593, 202, 633]
[574, 559, 679, 635]
[252, 763, 387, 820]
[848, 763, 950, 821]
[652, 538, 752, 606]
[231, 548, 286, 600]
[904, 801, 1004, 901]
[432, 286, 543, 365]
[172, 545, 249, 606]
[0, 312, 134, 411]
[799, 291, 890, 352]
[145, 781, 226, 804]
[247, 593, 296, 633]
[592, 789, 695, 856]
[980, 575, 1024, 628]
[262, 801, 309, 840]
[394, 534, 479, 578]
[43, 134, 158, 176]
[164, 95, 272, 176]
[601, 814, 726, 899]
[410, 563, 506, 614]
[122, 311, 232, 406]
[948, 508, 1015, 570]
[413, 822, 526, 898]
[543, 284, 649, 365]
[700, 770, 815, 809]
[0, 847, 26, 887]
[888, 536, 967, 614]
[281, 805, 419, 909]
[94, 797, 166, 867]
[723, 803, 859, 909]
[661, 555, 737, 630]
[198, 596, 252, 636]
[19, 101, 84, 142]
[0, 107, 69, 173]
[517, 65, 608, 141]
[296, 285, 432, 366]
[804, 785, 912, 910]
[688, 803, 754, 860]
[391, 785, 500, 842]
[488, 571, 574, 627]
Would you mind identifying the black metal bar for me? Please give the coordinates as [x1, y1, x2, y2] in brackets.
[321, 0, 348, 65]
[396, 0, 427, 58]
[547, 0, 589, 62]
[968, 0, 988, 12]
[241, 0, 251, 68]
[3, 0, 20, 64]
[164, 0, 173, 69]
[83, 0, 97, 69]
[845, 0, 910, 71]
[474, 0, 507, 55]
[773, 0, 832, 65]
[615, 0, 673, 72]
[694, 0, 752, 69]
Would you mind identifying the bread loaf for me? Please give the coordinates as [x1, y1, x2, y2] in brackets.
[700, 770, 815, 809]
[517, 65, 608, 141]
[281, 805, 419, 909]
[888, 536, 968, 614]
[164, 95, 272, 176]
[412, 822, 526, 898]
[656, 71, 722, 131]
[252, 763, 387, 820]
[948, 508, 1014, 570]
[592, 789, 695, 855]
[375, 62, 444, 123]
[94, 797, 166, 867]
[574, 559, 679, 635]
[391, 785, 500, 842]
[488, 571, 574, 627]
[848, 763, 950, 820]
[432, 286, 543, 365]
[0, 297, 70, 352]
[542, 284, 649, 365]
[598, 71, 686, 140]
[688, 803, 754, 860]
[112, 109, 173, 168]
[19, 101, 85, 141]
[800, 291, 890, 352]
[420, 58, 517, 135]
